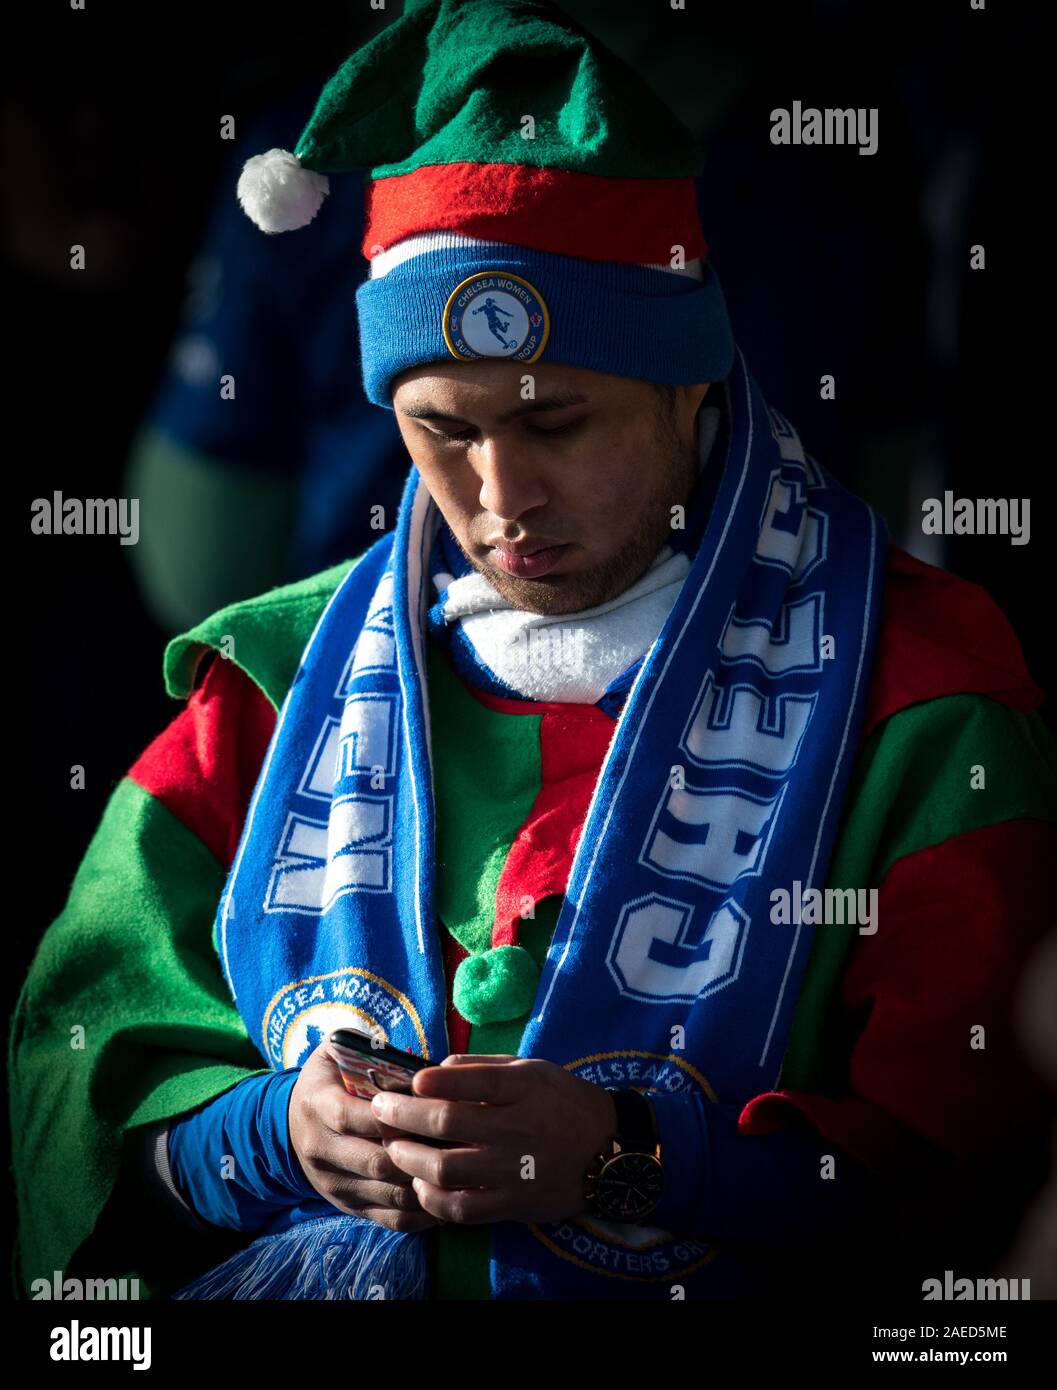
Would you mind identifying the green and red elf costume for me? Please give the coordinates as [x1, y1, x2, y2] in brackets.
[9, 0, 1056, 1299]
[11, 532, 1053, 1298]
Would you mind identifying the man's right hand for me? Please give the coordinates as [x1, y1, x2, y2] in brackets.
[288, 1042, 441, 1232]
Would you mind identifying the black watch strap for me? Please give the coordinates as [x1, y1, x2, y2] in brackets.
[606, 1087, 657, 1153]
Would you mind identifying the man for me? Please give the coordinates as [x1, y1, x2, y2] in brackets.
[10, 0, 1055, 1302]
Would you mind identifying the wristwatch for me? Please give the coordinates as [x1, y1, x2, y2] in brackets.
[583, 1088, 664, 1223]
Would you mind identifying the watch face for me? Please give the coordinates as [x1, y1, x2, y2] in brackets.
[595, 1153, 664, 1221]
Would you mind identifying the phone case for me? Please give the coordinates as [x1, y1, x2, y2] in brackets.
[329, 1030, 424, 1099]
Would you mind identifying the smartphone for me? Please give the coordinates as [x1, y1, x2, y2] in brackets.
[331, 1028, 458, 1145]
[329, 1028, 456, 1149]
[329, 1028, 433, 1100]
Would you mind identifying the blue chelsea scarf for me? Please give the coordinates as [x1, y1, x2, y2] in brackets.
[170, 350, 887, 1299]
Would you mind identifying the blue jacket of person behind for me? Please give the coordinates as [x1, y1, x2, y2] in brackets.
[144, 76, 409, 584]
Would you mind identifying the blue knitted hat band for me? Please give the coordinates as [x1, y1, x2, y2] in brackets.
[356, 238, 736, 408]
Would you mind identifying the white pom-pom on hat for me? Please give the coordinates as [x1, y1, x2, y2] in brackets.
[236, 148, 330, 234]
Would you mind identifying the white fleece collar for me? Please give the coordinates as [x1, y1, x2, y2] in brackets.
[430, 400, 722, 703]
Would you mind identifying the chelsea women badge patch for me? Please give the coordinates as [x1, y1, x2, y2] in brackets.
[443, 271, 550, 362]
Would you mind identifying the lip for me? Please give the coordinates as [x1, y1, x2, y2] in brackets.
[488, 540, 570, 578]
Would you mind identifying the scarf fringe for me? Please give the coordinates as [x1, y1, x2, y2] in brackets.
[172, 1214, 429, 1301]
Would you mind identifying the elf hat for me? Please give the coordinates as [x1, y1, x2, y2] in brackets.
[237, 0, 735, 409]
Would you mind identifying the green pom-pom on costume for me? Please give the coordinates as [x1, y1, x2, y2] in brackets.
[453, 946, 540, 1025]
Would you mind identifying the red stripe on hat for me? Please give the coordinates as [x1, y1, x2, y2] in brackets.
[362, 162, 708, 266]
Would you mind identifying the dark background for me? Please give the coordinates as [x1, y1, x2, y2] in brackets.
[5, 0, 1050, 1291]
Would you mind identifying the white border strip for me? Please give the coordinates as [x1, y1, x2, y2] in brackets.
[369, 230, 704, 281]
[218, 562, 367, 1002]
[533, 365, 753, 1024]
[398, 476, 438, 956]
[756, 507, 880, 1077]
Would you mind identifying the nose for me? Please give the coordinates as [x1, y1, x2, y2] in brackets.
[474, 435, 551, 523]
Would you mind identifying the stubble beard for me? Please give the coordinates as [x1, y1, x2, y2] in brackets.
[453, 408, 698, 617]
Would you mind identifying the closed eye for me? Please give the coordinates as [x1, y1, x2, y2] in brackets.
[422, 416, 587, 444]
[435, 426, 475, 442]
[525, 417, 586, 437]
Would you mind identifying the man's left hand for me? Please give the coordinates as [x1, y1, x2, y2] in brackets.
[372, 1055, 617, 1225]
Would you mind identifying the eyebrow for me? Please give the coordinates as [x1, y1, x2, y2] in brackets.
[400, 390, 590, 426]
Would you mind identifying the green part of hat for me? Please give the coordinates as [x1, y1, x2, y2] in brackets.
[453, 945, 541, 1026]
[293, 0, 703, 181]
